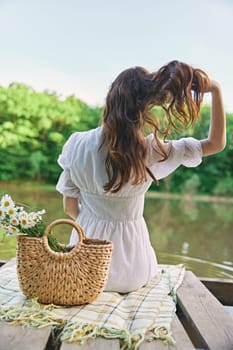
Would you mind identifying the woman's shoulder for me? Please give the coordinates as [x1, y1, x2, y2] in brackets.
[66, 126, 103, 144]
[145, 133, 172, 162]
[58, 127, 103, 168]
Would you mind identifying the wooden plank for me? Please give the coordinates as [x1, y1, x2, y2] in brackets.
[139, 339, 168, 349]
[225, 306, 233, 318]
[139, 314, 195, 349]
[0, 321, 52, 350]
[170, 314, 195, 350]
[60, 338, 120, 350]
[200, 277, 233, 305]
[177, 270, 233, 350]
[0, 258, 53, 350]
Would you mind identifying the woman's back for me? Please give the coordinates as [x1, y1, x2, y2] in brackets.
[56, 125, 203, 292]
[56, 61, 225, 292]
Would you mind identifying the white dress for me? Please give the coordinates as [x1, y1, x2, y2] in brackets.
[56, 126, 202, 293]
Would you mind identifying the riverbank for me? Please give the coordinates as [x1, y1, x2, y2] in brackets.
[146, 191, 233, 203]
[1, 181, 233, 203]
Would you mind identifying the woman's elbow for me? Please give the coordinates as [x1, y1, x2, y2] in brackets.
[219, 139, 226, 152]
[215, 136, 227, 153]
[63, 197, 79, 219]
[201, 139, 226, 156]
[63, 205, 70, 216]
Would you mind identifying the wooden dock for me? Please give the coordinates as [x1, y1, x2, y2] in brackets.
[0, 260, 232, 350]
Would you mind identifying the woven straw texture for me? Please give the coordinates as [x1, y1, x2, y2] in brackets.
[16, 219, 113, 306]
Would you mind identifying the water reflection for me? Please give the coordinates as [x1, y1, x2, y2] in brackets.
[158, 252, 233, 279]
[144, 196, 233, 278]
[0, 184, 233, 279]
[181, 241, 189, 255]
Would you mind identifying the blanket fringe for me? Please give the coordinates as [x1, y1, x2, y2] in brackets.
[146, 326, 176, 345]
[60, 321, 175, 349]
[0, 299, 65, 328]
[0, 300, 175, 349]
[60, 321, 133, 348]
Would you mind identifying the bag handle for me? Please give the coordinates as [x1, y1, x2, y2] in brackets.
[44, 218, 85, 243]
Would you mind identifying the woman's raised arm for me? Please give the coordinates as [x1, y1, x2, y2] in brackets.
[200, 80, 226, 156]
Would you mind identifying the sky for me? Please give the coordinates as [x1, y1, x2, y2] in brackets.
[0, 0, 232, 112]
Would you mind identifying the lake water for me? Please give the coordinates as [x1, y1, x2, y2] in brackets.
[0, 183, 233, 279]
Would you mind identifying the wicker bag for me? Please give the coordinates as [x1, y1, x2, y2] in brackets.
[16, 219, 113, 305]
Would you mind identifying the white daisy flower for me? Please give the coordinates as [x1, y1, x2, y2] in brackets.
[0, 194, 45, 238]
[27, 213, 34, 221]
[7, 225, 19, 235]
[19, 210, 27, 216]
[16, 206, 24, 213]
[29, 210, 45, 223]
[7, 207, 16, 217]
[26, 217, 37, 228]
[20, 216, 31, 229]
[1, 194, 15, 211]
[10, 217, 19, 226]
[37, 209, 46, 215]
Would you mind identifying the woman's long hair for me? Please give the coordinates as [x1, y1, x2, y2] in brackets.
[101, 61, 210, 193]
[151, 60, 210, 135]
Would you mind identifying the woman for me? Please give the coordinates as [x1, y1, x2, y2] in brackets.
[56, 61, 226, 293]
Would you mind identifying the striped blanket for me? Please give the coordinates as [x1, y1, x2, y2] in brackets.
[0, 260, 185, 349]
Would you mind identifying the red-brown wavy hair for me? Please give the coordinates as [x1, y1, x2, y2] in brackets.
[151, 60, 210, 135]
[101, 61, 210, 193]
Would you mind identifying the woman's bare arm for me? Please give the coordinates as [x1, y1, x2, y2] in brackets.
[63, 197, 81, 220]
[200, 80, 226, 156]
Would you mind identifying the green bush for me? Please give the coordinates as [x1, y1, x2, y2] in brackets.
[213, 175, 233, 197]
[0, 83, 102, 183]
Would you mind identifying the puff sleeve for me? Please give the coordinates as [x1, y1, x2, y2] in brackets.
[56, 133, 80, 198]
[146, 135, 202, 180]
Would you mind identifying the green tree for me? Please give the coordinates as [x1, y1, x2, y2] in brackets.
[0, 83, 102, 182]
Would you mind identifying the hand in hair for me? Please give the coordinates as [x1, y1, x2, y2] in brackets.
[152, 61, 226, 157]
[151, 61, 210, 134]
[201, 79, 220, 93]
[190, 71, 226, 156]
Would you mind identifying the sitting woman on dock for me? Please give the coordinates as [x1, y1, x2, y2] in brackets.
[56, 60, 226, 293]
